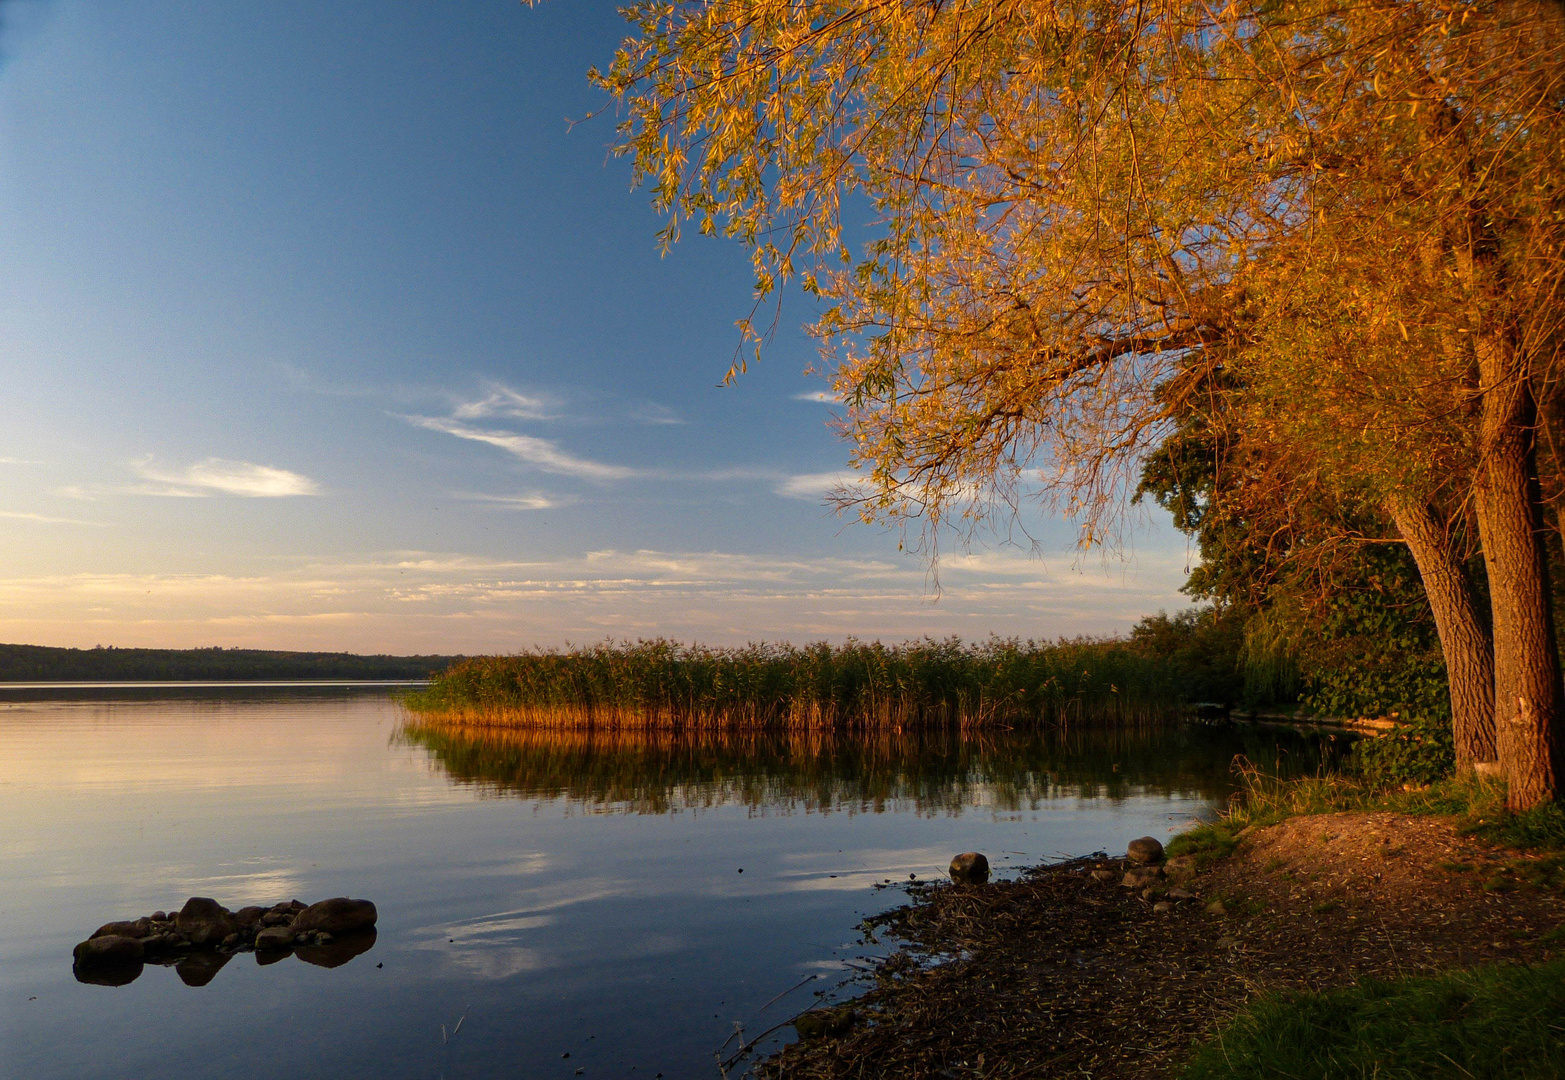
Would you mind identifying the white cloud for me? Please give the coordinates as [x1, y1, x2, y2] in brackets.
[775, 470, 867, 500]
[793, 391, 843, 403]
[452, 384, 555, 421]
[0, 510, 104, 527]
[0, 456, 44, 465]
[455, 491, 575, 511]
[402, 415, 637, 481]
[130, 458, 320, 498]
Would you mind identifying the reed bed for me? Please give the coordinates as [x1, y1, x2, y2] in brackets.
[403, 636, 1186, 731]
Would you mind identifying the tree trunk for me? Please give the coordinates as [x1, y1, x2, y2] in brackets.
[1471, 346, 1563, 811]
[1387, 497, 1496, 770]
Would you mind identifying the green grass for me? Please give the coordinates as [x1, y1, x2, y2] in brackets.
[1189, 759, 1546, 842]
[1182, 960, 1565, 1080]
[403, 636, 1189, 729]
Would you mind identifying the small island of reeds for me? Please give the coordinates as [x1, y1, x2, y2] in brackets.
[402, 636, 1201, 731]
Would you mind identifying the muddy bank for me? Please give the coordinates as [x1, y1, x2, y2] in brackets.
[762, 814, 1565, 1079]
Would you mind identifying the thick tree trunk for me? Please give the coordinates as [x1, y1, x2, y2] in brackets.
[1387, 497, 1496, 770]
[1471, 348, 1563, 811]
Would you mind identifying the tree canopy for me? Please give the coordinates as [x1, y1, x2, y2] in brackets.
[592, 0, 1565, 806]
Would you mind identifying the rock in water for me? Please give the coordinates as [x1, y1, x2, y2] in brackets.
[254, 926, 295, 951]
[291, 898, 377, 937]
[1126, 836, 1165, 865]
[90, 918, 151, 941]
[74, 935, 145, 965]
[231, 906, 267, 930]
[949, 852, 990, 885]
[175, 897, 238, 947]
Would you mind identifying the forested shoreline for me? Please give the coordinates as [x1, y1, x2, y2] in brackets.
[0, 644, 460, 682]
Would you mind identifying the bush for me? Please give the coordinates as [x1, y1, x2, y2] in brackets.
[1351, 715, 1456, 787]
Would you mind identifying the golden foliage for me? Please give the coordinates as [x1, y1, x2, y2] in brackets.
[595, 0, 1565, 547]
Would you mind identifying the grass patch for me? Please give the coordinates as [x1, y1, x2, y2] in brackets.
[1166, 820, 1245, 868]
[1182, 959, 1565, 1080]
[1212, 764, 1565, 863]
[1210, 891, 1266, 917]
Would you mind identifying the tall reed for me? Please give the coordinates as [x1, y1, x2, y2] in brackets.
[404, 636, 1188, 731]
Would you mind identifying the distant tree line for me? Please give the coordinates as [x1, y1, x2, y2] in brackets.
[0, 644, 462, 682]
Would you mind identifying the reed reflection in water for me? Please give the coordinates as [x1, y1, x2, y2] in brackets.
[397, 718, 1349, 816]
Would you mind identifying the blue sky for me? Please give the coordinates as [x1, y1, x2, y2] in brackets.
[0, 0, 1190, 652]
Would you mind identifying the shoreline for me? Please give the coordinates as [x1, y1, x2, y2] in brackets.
[758, 810, 1565, 1078]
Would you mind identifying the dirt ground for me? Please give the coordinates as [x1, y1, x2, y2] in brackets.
[754, 812, 1565, 1080]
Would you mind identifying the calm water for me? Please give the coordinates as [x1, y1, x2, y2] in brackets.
[0, 690, 1343, 1079]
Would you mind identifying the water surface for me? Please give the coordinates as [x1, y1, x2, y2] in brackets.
[0, 690, 1342, 1079]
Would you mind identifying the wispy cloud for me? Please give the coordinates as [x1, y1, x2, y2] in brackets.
[0, 510, 105, 527]
[402, 415, 637, 481]
[629, 402, 686, 426]
[775, 470, 867, 500]
[452, 384, 556, 422]
[455, 491, 576, 511]
[0, 456, 44, 465]
[793, 391, 843, 403]
[0, 544, 1191, 651]
[130, 458, 320, 498]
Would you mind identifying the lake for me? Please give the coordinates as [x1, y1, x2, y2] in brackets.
[0, 688, 1344, 1079]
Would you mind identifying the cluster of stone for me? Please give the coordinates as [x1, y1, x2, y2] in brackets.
[73, 896, 377, 983]
[1091, 835, 1202, 912]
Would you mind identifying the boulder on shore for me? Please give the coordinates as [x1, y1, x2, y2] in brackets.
[1126, 836, 1165, 865]
[949, 852, 991, 885]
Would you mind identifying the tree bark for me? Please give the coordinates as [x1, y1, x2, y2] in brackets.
[1471, 346, 1563, 811]
[1387, 497, 1496, 770]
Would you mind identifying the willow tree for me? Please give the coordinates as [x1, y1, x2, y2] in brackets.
[593, 0, 1565, 806]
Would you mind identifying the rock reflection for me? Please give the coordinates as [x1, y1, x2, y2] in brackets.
[174, 951, 231, 987]
[398, 720, 1347, 814]
[296, 927, 377, 969]
[73, 930, 378, 987]
[73, 961, 143, 987]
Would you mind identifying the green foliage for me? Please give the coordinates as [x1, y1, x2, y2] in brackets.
[1293, 549, 1451, 722]
[407, 636, 1190, 727]
[1137, 377, 1453, 719]
[1182, 960, 1565, 1080]
[1352, 715, 1456, 788]
[1128, 608, 1246, 704]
